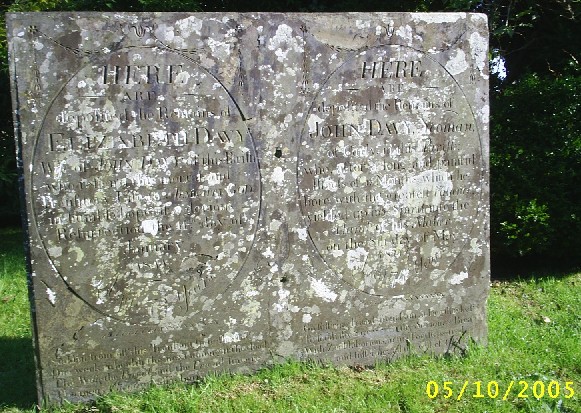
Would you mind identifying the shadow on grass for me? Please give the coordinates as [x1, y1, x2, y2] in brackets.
[0, 336, 37, 409]
[491, 253, 581, 281]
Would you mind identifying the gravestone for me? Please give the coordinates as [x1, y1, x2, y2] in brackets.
[7, 12, 489, 404]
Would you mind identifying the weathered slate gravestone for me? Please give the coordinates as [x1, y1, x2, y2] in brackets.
[7, 12, 489, 404]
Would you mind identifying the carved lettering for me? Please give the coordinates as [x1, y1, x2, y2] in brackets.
[361, 60, 423, 79]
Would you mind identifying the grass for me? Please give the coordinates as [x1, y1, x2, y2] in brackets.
[0, 228, 36, 411]
[0, 227, 580, 412]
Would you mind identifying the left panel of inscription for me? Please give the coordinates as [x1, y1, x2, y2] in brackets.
[19, 25, 260, 325]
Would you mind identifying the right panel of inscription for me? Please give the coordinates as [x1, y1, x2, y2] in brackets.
[294, 13, 489, 364]
[299, 45, 483, 295]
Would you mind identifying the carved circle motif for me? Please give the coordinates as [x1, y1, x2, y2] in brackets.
[32, 47, 261, 324]
[297, 45, 483, 296]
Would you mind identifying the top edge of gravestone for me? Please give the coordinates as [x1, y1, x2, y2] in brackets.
[5, 11, 488, 21]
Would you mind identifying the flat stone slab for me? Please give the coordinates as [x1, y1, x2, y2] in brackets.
[7, 12, 489, 404]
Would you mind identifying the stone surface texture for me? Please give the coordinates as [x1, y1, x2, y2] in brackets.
[7, 12, 489, 404]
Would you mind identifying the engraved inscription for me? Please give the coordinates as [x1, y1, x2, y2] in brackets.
[33, 47, 261, 324]
[298, 45, 483, 295]
[7, 12, 489, 405]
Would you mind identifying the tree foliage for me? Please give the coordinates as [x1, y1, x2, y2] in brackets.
[491, 73, 581, 260]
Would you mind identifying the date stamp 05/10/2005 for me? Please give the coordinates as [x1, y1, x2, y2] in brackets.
[426, 380, 576, 401]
